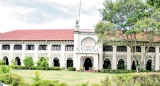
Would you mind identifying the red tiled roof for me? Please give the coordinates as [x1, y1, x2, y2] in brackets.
[0, 29, 74, 40]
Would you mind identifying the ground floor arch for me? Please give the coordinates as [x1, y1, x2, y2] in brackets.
[15, 57, 21, 65]
[53, 57, 60, 67]
[117, 59, 125, 69]
[67, 58, 73, 68]
[3, 56, 9, 65]
[146, 59, 152, 71]
[132, 59, 139, 70]
[83, 57, 93, 70]
[103, 58, 111, 69]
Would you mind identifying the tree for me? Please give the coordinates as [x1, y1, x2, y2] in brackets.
[146, 0, 160, 9]
[96, 0, 160, 72]
[23, 56, 34, 69]
[36, 57, 49, 70]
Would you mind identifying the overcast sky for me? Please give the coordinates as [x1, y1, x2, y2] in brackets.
[0, 0, 105, 33]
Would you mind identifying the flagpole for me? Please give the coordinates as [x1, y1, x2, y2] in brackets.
[79, 0, 81, 28]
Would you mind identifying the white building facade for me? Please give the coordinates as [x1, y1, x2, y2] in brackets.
[0, 28, 159, 71]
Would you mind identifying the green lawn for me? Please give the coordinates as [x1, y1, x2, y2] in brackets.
[11, 70, 112, 86]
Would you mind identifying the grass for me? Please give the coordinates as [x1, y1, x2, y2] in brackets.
[11, 69, 113, 86]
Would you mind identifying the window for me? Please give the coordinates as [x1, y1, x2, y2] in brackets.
[51, 45, 61, 51]
[146, 47, 155, 52]
[2, 45, 10, 50]
[26, 45, 35, 50]
[117, 46, 127, 52]
[132, 46, 141, 52]
[103, 46, 113, 51]
[14, 45, 22, 50]
[38, 45, 47, 50]
[65, 45, 74, 51]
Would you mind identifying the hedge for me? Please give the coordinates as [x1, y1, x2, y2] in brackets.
[11, 66, 62, 70]
[67, 67, 76, 71]
[101, 69, 150, 73]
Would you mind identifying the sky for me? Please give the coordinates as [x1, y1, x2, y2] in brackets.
[0, 0, 105, 33]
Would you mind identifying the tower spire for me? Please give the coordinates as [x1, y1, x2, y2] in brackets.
[75, 0, 81, 30]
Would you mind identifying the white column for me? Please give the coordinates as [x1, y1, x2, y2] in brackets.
[98, 43, 103, 70]
[21, 44, 26, 66]
[141, 46, 145, 69]
[94, 55, 99, 71]
[0, 44, 2, 59]
[10, 44, 14, 65]
[34, 44, 39, 66]
[76, 55, 80, 70]
[73, 31, 79, 70]
[112, 46, 117, 69]
[60, 45, 65, 67]
[155, 46, 159, 71]
[47, 44, 52, 66]
[127, 46, 131, 70]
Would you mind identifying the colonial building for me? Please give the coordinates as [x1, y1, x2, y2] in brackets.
[0, 25, 159, 71]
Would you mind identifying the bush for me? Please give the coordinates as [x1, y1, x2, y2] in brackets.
[0, 60, 4, 65]
[30, 80, 68, 86]
[100, 76, 111, 86]
[36, 57, 49, 70]
[110, 73, 160, 86]
[102, 69, 136, 73]
[23, 56, 34, 69]
[0, 65, 10, 73]
[48, 67, 62, 70]
[31, 71, 43, 81]
[11, 65, 29, 70]
[31, 66, 44, 70]
[67, 67, 76, 71]
[0, 73, 24, 86]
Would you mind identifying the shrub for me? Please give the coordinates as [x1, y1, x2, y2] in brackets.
[102, 69, 136, 73]
[100, 76, 111, 86]
[48, 67, 62, 70]
[91, 83, 102, 86]
[23, 56, 34, 69]
[11, 65, 29, 70]
[31, 71, 43, 82]
[11, 59, 16, 66]
[0, 73, 24, 86]
[0, 60, 4, 65]
[36, 57, 49, 70]
[30, 80, 68, 86]
[112, 74, 134, 86]
[31, 66, 44, 70]
[67, 67, 76, 71]
[0, 65, 10, 73]
[19, 81, 30, 86]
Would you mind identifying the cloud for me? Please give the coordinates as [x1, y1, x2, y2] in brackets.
[0, 0, 104, 33]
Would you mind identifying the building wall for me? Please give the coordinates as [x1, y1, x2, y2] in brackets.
[0, 29, 160, 71]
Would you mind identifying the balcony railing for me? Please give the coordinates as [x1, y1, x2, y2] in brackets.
[76, 48, 98, 53]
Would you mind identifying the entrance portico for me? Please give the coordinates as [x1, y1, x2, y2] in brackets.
[75, 54, 99, 71]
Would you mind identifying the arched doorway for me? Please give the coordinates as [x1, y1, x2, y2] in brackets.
[67, 58, 73, 68]
[3, 56, 9, 65]
[15, 57, 21, 65]
[146, 59, 152, 71]
[117, 59, 125, 69]
[132, 60, 139, 70]
[53, 57, 60, 67]
[103, 58, 111, 69]
[84, 58, 92, 70]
